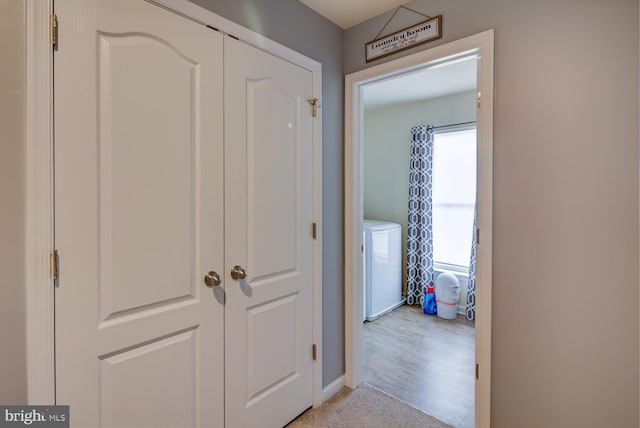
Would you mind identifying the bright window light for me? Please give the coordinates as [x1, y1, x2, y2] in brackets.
[432, 128, 477, 269]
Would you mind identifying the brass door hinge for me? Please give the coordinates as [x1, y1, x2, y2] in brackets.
[476, 228, 480, 245]
[476, 363, 479, 380]
[312, 222, 317, 240]
[308, 98, 319, 117]
[312, 344, 317, 361]
[50, 14, 58, 50]
[50, 249, 59, 281]
[477, 91, 481, 108]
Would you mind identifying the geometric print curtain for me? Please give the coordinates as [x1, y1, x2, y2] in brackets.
[406, 125, 434, 306]
[465, 209, 477, 321]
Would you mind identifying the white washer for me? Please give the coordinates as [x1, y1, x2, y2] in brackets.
[363, 220, 405, 321]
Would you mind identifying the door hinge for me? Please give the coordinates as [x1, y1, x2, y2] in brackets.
[476, 363, 479, 380]
[476, 228, 480, 245]
[312, 222, 317, 239]
[476, 91, 481, 108]
[50, 249, 59, 282]
[308, 98, 319, 117]
[50, 14, 58, 50]
[312, 344, 317, 361]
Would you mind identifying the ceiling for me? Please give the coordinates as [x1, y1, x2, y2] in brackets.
[299, 1, 477, 107]
[363, 56, 478, 109]
[299, 0, 406, 29]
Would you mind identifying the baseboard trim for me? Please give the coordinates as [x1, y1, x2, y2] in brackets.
[458, 305, 466, 315]
[321, 375, 345, 404]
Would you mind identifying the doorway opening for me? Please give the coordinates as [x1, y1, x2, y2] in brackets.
[361, 55, 477, 428]
[344, 30, 494, 427]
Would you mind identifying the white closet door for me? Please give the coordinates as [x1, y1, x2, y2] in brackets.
[224, 37, 315, 428]
[54, 1, 224, 426]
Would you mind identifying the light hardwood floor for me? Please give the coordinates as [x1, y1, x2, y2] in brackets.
[362, 304, 475, 428]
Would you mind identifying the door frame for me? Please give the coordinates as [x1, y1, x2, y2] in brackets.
[344, 30, 494, 427]
[25, 0, 324, 409]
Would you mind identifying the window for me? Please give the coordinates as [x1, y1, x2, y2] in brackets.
[432, 128, 477, 270]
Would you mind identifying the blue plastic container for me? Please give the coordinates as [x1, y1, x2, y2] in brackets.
[423, 285, 437, 315]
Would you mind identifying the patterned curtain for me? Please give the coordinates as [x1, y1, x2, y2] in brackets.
[406, 125, 434, 306]
[465, 210, 477, 321]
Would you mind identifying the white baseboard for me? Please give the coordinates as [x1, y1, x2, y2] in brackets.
[321, 374, 345, 403]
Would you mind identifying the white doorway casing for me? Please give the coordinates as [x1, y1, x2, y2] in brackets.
[25, 0, 324, 415]
[344, 30, 494, 427]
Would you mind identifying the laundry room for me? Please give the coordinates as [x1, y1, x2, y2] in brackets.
[360, 56, 479, 427]
[362, 58, 478, 320]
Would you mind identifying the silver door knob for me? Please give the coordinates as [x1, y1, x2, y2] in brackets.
[230, 265, 247, 281]
[204, 271, 222, 287]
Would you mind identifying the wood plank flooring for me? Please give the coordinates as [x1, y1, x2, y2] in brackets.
[362, 304, 475, 428]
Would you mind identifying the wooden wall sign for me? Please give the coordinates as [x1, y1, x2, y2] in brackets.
[365, 14, 442, 63]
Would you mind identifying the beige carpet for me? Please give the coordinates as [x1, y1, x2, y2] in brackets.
[287, 384, 453, 428]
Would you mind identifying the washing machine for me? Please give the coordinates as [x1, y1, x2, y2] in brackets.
[363, 220, 405, 321]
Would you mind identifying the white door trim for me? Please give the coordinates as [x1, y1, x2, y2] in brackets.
[25, 0, 55, 405]
[344, 30, 494, 428]
[25, 0, 324, 409]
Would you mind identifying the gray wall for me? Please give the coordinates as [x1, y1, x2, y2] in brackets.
[347, 0, 639, 426]
[188, 0, 345, 387]
[0, 0, 27, 404]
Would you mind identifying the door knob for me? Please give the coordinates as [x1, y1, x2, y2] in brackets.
[204, 271, 222, 287]
[230, 265, 247, 281]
